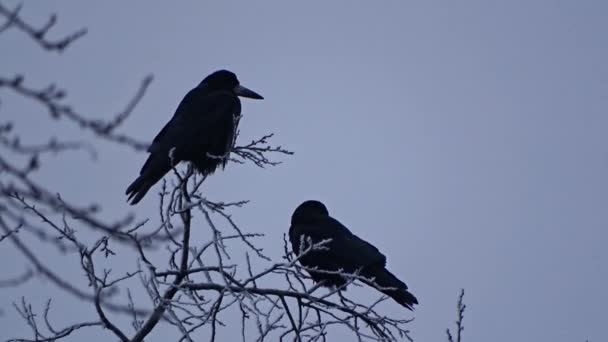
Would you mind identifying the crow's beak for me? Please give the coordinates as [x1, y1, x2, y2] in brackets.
[234, 84, 264, 100]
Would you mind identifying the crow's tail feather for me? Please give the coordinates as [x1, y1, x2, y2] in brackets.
[364, 268, 419, 310]
[125, 154, 171, 205]
[125, 175, 155, 205]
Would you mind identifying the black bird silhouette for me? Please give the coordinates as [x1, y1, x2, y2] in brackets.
[126, 70, 263, 205]
[289, 200, 419, 310]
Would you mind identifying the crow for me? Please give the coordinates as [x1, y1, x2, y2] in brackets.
[126, 70, 263, 205]
[289, 200, 418, 310]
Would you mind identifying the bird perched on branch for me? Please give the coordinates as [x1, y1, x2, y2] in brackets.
[289, 200, 419, 310]
[126, 70, 263, 205]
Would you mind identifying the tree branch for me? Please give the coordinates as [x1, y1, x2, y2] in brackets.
[0, 2, 86, 52]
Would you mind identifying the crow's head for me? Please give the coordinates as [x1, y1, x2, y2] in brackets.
[202, 70, 263, 100]
[292, 200, 330, 224]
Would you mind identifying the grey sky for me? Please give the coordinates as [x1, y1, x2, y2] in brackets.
[2, 1, 607, 341]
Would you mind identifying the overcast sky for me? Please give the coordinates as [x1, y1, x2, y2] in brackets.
[2, 1, 607, 341]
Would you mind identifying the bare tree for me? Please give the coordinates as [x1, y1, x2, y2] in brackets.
[1, 3, 415, 341]
[446, 289, 466, 342]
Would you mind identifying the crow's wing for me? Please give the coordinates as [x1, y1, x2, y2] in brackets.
[147, 88, 239, 156]
[290, 216, 387, 270]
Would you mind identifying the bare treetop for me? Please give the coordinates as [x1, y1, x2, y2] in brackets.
[1, 3, 416, 342]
